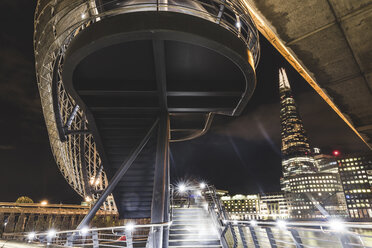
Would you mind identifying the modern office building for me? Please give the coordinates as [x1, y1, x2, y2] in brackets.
[279, 68, 316, 192]
[338, 154, 372, 219]
[221, 194, 260, 220]
[286, 173, 347, 219]
[314, 152, 338, 174]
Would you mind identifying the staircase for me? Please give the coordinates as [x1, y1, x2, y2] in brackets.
[169, 204, 222, 248]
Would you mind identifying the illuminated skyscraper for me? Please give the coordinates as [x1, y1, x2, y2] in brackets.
[279, 68, 316, 190]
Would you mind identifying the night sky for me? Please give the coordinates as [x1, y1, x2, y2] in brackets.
[0, 0, 369, 204]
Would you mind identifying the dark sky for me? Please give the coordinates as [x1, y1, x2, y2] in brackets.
[0, 0, 369, 204]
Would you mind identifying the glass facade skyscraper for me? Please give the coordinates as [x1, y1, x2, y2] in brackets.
[279, 68, 316, 188]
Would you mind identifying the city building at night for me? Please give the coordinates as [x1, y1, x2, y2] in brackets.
[220, 193, 289, 220]
[286, 173, 347, 219]
[279, 68, 316, 192]
[221, 194, 260, 220]
[314, 151, 338, 174]
[278, 69, 348, 219]
[259, 192, 289, 220]
[338, 154, 372, 219]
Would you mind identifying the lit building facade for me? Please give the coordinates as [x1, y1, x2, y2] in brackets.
[338, 154, 372, 219]
[279, 68, 316, 191]
[220, 193, 289, 220]
[286, 173, 347, 219]
[259, 193, 289, 220]
[221, 194, 260, 220]
[315, 153, 338, 173]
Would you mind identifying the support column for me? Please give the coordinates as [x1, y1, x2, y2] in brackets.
[151, 113, 170, 248]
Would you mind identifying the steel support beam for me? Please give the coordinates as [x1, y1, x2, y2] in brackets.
[249, 226, 260, 248]
[65, 104, 80, 129]
[265, 227, 277, 248]
[150, 114, 170, 248]
[238, 225, 248, 248]
[77, 119, 159, 229]
[290, 229, 304, 248]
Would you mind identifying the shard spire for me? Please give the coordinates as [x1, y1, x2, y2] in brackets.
[279, 67, 291, 90]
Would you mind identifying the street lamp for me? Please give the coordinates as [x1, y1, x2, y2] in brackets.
[177, 183, 187, 193]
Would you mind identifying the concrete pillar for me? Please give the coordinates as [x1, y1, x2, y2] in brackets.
[25, 214, 35, 232]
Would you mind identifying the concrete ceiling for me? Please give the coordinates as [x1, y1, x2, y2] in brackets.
[244, 0, 372, 149]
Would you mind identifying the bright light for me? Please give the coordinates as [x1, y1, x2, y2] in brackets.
[250, 220, 257, 227]
[47, 229, 56, 238]
[28, 232, 35, 240]
[333, 150, 340, 156]
[277, 220, 287, 229]
[85, 196, 92, 202]
[178, 183, 187, 193]
[196, 190, 202, 196]
[40, 200, 48, 206]
[235, 21, 241, 28]
[329, 219, 346, 232]
[233, 220, 238, 225]
[80, 227, 89, 235]
[200, 182, 206, 189]
[81, 13, 86, 19]
[125, 223, 135, 232]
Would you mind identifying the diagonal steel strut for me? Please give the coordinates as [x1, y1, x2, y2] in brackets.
[77, 118, 159, 229]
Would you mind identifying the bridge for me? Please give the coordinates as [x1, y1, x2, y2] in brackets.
[4, 0, 370, 247]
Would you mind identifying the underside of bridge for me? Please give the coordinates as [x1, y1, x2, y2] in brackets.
[245, 0, 372, 149]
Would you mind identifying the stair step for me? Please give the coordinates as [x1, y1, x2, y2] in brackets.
[172, 220, 213, 225]
[170, 230, 217, 235]
[169, 240, 221, 246]
[169, 246, 222, 248]
[169, 234, 219, 240]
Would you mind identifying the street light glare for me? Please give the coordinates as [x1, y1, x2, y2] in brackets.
[47, 229, 56, 238]
[200, 182, 206, 189]
[277, 220, 287, 229]
[329, 219, 346, 232]
[28, 232, 35, 240]
[126, 222, 135, 231]
[81, 227, 89, 235]
[250, 220, 257, 227]
[40, 200, 48, 206]
[178, 183, 186, 193]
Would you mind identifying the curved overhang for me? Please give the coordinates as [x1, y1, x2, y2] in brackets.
[62, 11, 257, 142]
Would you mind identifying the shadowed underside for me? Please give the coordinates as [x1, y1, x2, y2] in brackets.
[62, 11, 256, 218]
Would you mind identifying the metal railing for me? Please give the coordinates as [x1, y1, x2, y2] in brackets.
[18, 222, 171, 247]
[202, 184, 372, 248]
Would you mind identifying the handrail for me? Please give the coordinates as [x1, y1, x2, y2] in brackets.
[29, 221, 172, 237]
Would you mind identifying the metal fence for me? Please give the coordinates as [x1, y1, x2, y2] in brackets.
[219, 220, 372, 248]
[17, 222, 171, 247]
[203, 185, 372, 248]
